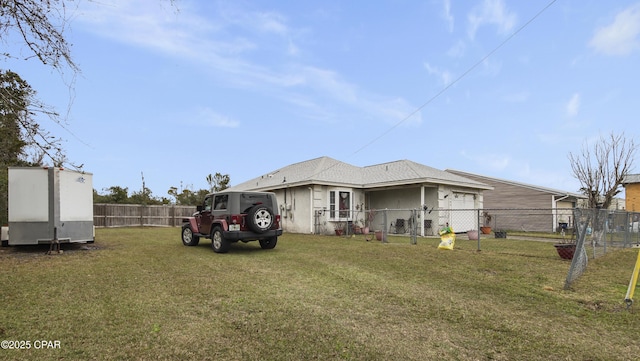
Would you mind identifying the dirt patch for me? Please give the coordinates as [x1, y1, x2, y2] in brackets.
[0, 242, 104, 259]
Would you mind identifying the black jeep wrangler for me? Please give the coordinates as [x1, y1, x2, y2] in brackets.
[181, 191, 282, 253]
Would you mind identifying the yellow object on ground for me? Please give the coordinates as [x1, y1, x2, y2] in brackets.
[624, 247, 640, 307]
[438, 226, 455, 250]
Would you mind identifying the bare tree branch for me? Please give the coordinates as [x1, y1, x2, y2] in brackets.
[0, 0, 78, 72]
[569, 132, 637, 209]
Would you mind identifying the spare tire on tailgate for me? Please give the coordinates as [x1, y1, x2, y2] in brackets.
[246, 205, 274, 233]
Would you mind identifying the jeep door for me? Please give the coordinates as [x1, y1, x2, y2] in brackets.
[198, 195, 214, 235]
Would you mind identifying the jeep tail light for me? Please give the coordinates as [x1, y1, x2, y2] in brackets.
[231, 215, 241, 224]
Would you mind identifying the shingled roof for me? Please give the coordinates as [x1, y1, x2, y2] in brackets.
[446, 169, 585, 198]
[227, 156, 491, 191]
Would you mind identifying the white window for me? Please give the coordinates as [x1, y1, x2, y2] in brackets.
[328, 190, 351, 220]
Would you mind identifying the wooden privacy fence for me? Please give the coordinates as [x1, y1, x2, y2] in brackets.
[93, 204, 196, 227]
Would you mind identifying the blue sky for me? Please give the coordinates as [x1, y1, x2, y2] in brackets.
[3, 0, 639, 200]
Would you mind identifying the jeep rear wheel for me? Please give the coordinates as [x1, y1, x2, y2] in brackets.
[259, 237, 278, 250]
[211, 226, 229, 253]
[181, 224, 200, 246]
[247, 205, 274, 233]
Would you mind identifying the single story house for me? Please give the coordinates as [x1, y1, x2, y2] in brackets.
[445, 169, 585, 232]
[226, 156, 492, 236]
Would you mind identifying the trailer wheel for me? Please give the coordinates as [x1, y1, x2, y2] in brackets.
[181, 224, 200, 246]
[211, 226, 229, 253]
[259, 237, 277, 250]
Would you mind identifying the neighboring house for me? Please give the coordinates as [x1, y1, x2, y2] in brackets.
[607, 197, 626, 211]
[622, 174, 640, 212]
[226, 156, 492, 235]
[446, 169, 585, 232]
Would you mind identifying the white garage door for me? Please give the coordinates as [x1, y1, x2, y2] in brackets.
[449, 193, 475, 232]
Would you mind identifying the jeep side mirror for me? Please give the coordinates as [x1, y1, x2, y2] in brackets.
[196, 205, 203, 212]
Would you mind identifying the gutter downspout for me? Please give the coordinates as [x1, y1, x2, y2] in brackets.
[309, 186, 314, 234]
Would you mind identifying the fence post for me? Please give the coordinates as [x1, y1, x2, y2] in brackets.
[383, 209, 388, 243]
[624, 212, 630, 248]
[477, 209, 481, 252]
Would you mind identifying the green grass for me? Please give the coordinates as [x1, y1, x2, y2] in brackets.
[1, 228, 639, 360]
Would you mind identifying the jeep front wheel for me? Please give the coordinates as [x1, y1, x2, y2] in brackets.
[247, 205, 274, 233]
[259, 237, 277, 250]
[181, 224, 200, 246]
[211, 226, 229, 253]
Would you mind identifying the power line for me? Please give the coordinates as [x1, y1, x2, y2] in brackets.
[350, 0, 558, 157]
[296, 0, 558, 183]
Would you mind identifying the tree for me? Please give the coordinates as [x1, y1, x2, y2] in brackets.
[130, 186, 167, 205]
[206, 173, 230, 192]
[167, 187, 208, 206]
[1, 0, 177, 167]
[0, 70, 28, 164]
[569, 132, 637, 210]
[93, 186, 131, 204]
[1, 69, 56, 225]
[2, 0, 177, 73]
[168, 173, 230, 205]
[93, 186, 168, 205]
[1, 0, 78, 72]
[0, 69, 64, 165]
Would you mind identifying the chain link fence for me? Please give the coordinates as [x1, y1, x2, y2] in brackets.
[314, 207, 472, 244]
[314, 207, 640, 288]
[564, 208, 640, 289]
[314, 207, 592, 240]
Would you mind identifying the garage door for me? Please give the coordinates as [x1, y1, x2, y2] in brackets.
[449, 193, 475, 232]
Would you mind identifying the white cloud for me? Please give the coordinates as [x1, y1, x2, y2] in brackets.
[74, 0, 419, 128]
[442, 0, 454, 32]
[467, 0, 517, 40]
[289, 66, 422, 126]
[566, 93, 580, 117]
[446, 39, 466, 58]
[253, 12, 289, 35]
[424, 62, 453, 86]
[589, 4, 640, 56]
[195, 108, 240, 128]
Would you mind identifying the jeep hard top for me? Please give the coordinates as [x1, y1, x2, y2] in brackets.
[181, 191, 282, 253]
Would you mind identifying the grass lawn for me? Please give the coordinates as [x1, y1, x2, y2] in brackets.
[1, 227, 639, 360]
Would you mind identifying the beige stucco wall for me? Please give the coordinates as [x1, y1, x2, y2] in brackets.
[271, 183, 484, 235]
[272, 186, 313, 234]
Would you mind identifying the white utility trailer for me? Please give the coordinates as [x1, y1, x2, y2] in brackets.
[3, 167, 94, 246]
